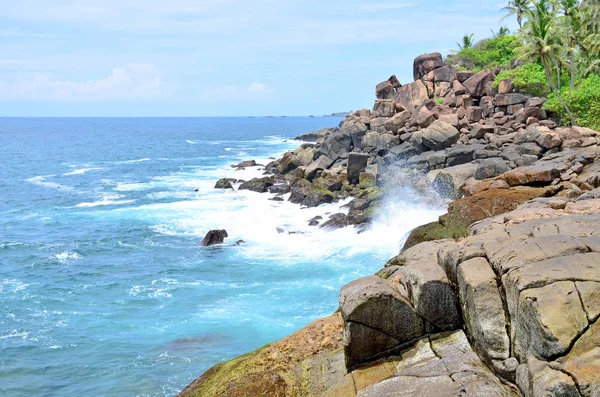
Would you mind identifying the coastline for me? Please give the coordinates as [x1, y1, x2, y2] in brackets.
[178, 53, 600, 396]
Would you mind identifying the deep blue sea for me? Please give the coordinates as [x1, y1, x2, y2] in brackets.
[0, 117, 444, 396]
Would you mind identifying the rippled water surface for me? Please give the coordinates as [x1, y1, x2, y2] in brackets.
[0, 117, 444, 396]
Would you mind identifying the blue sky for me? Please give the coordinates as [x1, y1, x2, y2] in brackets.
[0, 0, 516, 116]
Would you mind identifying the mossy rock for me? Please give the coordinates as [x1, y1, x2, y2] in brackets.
[178, 314, 344, 397]
[402, 217, 468, 251]
[358, 172, 377, 189]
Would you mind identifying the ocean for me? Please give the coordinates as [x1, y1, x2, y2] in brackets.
[0, 117, 444, 396]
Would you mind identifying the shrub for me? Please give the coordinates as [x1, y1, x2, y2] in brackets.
[447, 35, 519, 72]
[544, 74, 600, 130]
[494, 63, 550, 97]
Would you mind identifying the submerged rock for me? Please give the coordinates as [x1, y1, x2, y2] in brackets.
[201, 230, 228, 246]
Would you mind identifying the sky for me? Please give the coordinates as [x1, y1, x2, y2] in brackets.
[0, 0, 517, 117]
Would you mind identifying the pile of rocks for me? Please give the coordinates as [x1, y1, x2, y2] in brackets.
[219, 52, 600, 229]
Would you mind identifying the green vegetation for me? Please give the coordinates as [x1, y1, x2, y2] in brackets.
[447, 34, 519, 72]
[494, 63, 549, 96]
[545, 74, 600, 130]
[448, 0, 599, 129]
[457, 34, 475, 50]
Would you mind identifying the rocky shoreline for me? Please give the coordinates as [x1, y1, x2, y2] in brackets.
[180, 53, 600, 396]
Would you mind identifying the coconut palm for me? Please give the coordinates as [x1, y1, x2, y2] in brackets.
[491, 26, 511, 37]
[518, 0, 578, 125]
[457, 34, 475, 50]
[580, 0, 600, 75]
[501, 0, 531, 29]
[558, 0, 581, 87]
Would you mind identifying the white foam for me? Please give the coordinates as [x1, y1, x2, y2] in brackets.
[63, 167, 104, 176]
[0, 279, 30, 294]
[52, 251, 82, 264]
[76, 199, 135, 208]
[25, 175, 75, 191]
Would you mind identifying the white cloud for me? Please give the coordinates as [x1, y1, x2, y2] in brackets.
[199, 82, 276, 102]
[0, 64, 174, 101]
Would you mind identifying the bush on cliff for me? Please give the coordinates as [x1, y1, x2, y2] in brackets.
[446, 34, 519, 72]
[494, 63, 550, 97]
[544, 74, 600, 130]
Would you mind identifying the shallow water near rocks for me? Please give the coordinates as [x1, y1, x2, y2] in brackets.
[0, 117, 444, 396]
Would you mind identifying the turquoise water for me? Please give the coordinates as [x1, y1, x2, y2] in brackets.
[0, 117, 443, 396]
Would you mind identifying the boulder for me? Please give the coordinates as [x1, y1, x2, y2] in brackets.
[376, 81, 395, 100]
[383, 110, 410, 133]
[372, 100, 395, 117]
[322, 130, 353, 161]
[457, 257, 510, 361]
[420, 120, 460, 151]
[431, 163, 478, 199]
[239, 176, 275, 192]
[416, 107, 436, 128]
[463, 69, 495, 98]
[413, 52, 444, 81]
[514, 107, 547, 124]
[433, 65, 456, 83]
[320, 213, 349, 230]
[289, 179, 335, 207]
[474, 158, 510, 180]
[201, 229, 228, 246]
[295, 127, 333, 142]
[339, 276, 424, 370]
[466, 106, 483, 123]
[456, 70, 474, 83]
[394, 241, 461, 330]
[347, 153, 370, 185]
[494, 93, 531, 107]
[470, 124, 495, 139]
[214, 178, 236, 189]
[394, 80, 429, 111]
[305, 155, 334, 181]
[232, 159, 257, 168]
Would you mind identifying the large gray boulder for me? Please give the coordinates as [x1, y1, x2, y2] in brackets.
[457, 257, 510, 361]
[340, 276, 425, 371]
[414, 52, 444, 81]
[419, 120, 460, 151]
[239, 176, 275, 192]
[347, 153, 370, 185]
[376, 81, 395, 100]
[394, 80, 429, 111]
[463, 69, 495, 98]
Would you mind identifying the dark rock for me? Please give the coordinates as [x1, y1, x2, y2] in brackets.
[514, 107, 547, 124]
[470, 124, 495, 139]
[347, 153, 370, 185]
[419, 120, 460, 151]
[289, 179, 335, 207]
[466, 106, 483, 123]
[394, 80, 429, 111]
[294, 128, 332, 142]
[269, 183, 290, 195]
[416, 107, 436, 128]
[322, 130, 353, 161]
[463, 69, 495, 98]
[475, 158, 511, 180]
[308, 216, 322, 226]
[456, 70, 474, 83]
[372, 100, 395, 117]
[376, 81, 395, 100]
[234, 240, 245, 245]
[239, 176, 275, 193]
[433, 65, 456, 83]
[215, 178, 236, 189]
[525, 97, 547, 108]
[495, 93, 531, 107]
[232, 160, 257, 168]
[320, 213, 349, 230]
[413, 52, 444, 81]
[201, 229, 228, 246]
[388, 74, 401, 89]
[270, 197, 284, 202]
[304, 155, 334, 181]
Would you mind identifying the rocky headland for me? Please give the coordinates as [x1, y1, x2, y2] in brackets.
[181, 52, 600, 396]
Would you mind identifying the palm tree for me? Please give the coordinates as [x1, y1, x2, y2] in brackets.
[518, 0, 578, 125]
[457, 34, 475, 50]
[491, 26, 511, 37]
[558, 0, 581, 88]
[501, 0, 532, 29]
[580, 0, 600, 75]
